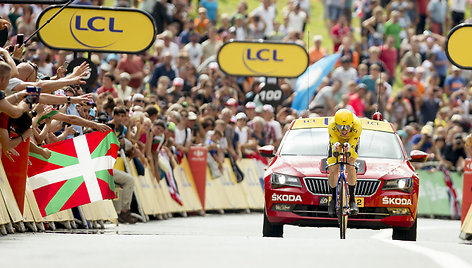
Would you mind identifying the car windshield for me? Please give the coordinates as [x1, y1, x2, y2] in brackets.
[279, 128, 404, 160]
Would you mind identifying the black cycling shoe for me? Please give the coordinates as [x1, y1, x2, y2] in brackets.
[349, 201, 359, 215]
[328, 199, 336, 217]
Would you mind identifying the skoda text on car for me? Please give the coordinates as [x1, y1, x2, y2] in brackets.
[260, 117, 427, 241]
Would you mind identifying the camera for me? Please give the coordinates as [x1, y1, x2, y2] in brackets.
[25, 86, 40, 105]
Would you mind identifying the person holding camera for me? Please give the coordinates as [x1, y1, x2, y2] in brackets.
[442, 133, 467, 171]
[246, 14, 266, 40]
[412, 124, 434, 154]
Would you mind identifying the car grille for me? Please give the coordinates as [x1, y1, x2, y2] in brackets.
[304, 177, 380, 197]
[292, 204, 390, 220]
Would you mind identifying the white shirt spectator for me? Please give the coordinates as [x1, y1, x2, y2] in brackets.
[183, 42, 203, 68]
[235, 126, 250, 145]
[155, 39, 180, 64]
[116, 84, 133, 100]
[5, 78, 22, 96]
[451, 0, 467, 12]
[201, 40, 222, 63]
[205, 130, 228, 149]
[250, 4, 276, 35]
[235, 26, 247, 40]
[287, 9, 307, 33]
[38, 62, 53, 77]
[421, 60, 434, 84]
[270, 119, 283, 140]
[174, 127, 192, 146]
[332, 66, 358, 95]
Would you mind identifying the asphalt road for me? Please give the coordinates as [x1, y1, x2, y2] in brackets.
[0, 214, 471, 268]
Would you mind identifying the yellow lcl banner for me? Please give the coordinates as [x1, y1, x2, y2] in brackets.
[217, 41, 309, 78]
[37, 6, 156, 53]
[446, 24, 472, 69]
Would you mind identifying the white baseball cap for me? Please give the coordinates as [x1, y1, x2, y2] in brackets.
[188, 111, 197, 120]
[263, 104, 274, 113]
[235, 112, 247, 120]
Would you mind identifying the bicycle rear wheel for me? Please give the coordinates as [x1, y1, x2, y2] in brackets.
[338, 180, 348, 239]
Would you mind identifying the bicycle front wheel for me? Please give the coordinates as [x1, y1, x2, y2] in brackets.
[338, 180, 348, 239]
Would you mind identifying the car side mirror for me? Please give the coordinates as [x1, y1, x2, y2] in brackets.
[409, 150, 428, 163]
[258, 145, 275, 158]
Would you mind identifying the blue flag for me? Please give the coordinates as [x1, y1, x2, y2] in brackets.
[291, 53, 341, 113]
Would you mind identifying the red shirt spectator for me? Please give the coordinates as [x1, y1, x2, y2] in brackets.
[379, 37, 398, 79]
[349, 93, 365, 117]
[117, 54, 145, 90]
[331, 18, 351, 52]
[97, 72, 118, 98]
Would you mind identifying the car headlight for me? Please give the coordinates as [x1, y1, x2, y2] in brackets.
[270, 173, 302, 189]
[382, 178, 413, 193]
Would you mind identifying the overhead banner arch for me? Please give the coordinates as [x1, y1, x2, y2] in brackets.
[37, 5, 156, 53]
[217, 40, 308, 78]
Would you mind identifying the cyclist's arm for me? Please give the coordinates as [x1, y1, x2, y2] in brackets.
[328, 121, 340, 151]
[347, 124, 362, 158]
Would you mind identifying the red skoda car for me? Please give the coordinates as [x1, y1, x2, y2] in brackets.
[260, 117, 427, 241]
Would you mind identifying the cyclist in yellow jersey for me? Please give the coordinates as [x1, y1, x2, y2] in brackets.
[327, 109, 362, 216]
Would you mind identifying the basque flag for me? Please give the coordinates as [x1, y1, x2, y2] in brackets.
[291, 53, 341, 113]
[27, 131, 119, 216]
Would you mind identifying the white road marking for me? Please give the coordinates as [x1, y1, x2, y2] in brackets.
[373, 229, 471, 268]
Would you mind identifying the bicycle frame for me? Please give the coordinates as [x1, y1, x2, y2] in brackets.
[335, 152, 350, 218]
[327, 150, 352, 239]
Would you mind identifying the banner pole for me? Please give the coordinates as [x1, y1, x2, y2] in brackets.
[24, 0, 74, 46]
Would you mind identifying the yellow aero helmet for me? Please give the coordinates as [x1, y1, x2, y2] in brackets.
[334, 109, 354, 130]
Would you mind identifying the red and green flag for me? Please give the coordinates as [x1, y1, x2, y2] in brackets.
[27, 131, 119, 216]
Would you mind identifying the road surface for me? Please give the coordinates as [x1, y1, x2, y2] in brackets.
[0, 214, 471, 268]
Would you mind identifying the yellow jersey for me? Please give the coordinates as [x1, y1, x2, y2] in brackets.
[328, 115, 362, 159]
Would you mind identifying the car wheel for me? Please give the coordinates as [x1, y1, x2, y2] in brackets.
[263, 209, 283, 238]
[392, 218, 417, 241]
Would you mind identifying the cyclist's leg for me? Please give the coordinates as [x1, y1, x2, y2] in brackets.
[346, 143, 360, 214]
[346, 157, 357, 198]
[346, 141, 360, 188]
[346, 157, 357, 186]
[327, 145, 339, 216]
[328, 164, 340, 188]
[327, 143, 339, 188]
[328, 164, 340, 217]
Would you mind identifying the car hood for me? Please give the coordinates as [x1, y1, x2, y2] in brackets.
[271, 155, 414, 179]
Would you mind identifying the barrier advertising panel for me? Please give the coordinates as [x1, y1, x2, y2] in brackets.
[462, 159, 472, 222]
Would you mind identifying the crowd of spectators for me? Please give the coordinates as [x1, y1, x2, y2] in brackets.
[0, 0, 470, 225]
